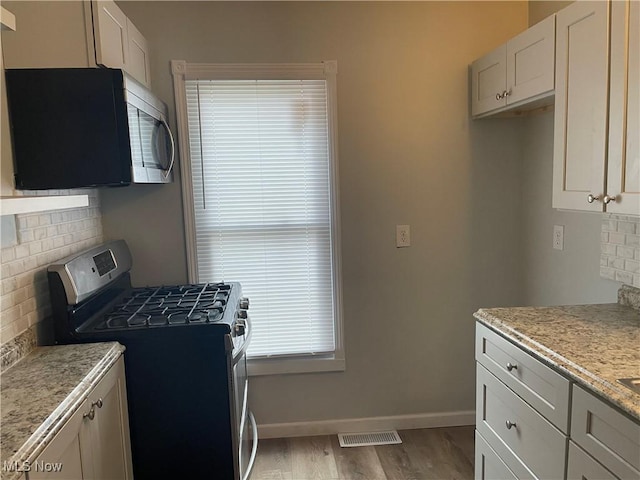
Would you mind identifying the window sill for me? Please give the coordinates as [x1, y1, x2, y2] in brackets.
[247, 354, 345, 376]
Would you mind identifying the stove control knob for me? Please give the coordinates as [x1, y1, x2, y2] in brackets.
[239, 297, 250, 309]
[237, 310, 248, 319]
[234, 323, 246, 336]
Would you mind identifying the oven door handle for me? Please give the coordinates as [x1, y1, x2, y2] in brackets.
[242, 411, 258, 480]
[233, 315, 252, 365]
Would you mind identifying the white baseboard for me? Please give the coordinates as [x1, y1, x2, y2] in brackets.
[257, 410, 475, 439]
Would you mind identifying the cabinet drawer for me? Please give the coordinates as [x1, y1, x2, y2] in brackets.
[476, 364, 567, 480]
[476, 322, 571, 432]
[571, 385, 640, 479]
[475, 430, 518, 480]
[567, 441, 619, 480]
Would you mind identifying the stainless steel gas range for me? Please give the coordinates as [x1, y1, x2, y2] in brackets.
[47, 240, 257, 480]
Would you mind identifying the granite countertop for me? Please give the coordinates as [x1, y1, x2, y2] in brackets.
[0, 342, 124, 480]
[474, 301, 640, 421]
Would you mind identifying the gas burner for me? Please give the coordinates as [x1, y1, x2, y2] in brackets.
[149, 315, 169, 326]
[168, 312, 188, 324]
[128, 314, 149, 327]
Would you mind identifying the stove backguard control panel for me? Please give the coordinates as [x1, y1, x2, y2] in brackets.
[93, 250, 117, 276]
[47, 239, 132, 305]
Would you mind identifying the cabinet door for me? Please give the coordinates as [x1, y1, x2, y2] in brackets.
[87, 356, 133, 480]
[471, 45, 507, 117]
[553, 1, 609, 211]
[606, 0, 640, 215]
[126, 19, 151, 87]
[92, 0, 129, 70]
[567, 441, 620, 480]
[571, 385, 640, 479]
[28, 398, 93, 480]
[506, 15, 555, 105]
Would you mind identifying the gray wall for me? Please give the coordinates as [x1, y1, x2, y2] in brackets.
[528, 1, 573, 25]
[101, 1, 528, 424]
[520, 112, 620, 306]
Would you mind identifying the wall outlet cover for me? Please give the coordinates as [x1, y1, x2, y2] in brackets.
[553, 225, 564, 251]
[396, 225, 410, 248]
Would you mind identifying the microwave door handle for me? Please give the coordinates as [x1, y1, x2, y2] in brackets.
[160, 118, 175, 178]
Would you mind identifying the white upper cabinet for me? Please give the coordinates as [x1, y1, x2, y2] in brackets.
[125, 18, 151, 87]
[471, 15, 555, 118]
[91, 0, 150, 87]
[92, 0, 129, 71]
[1, 1, 150, 87]
[506, 15, 555, 106]
[471, 45, 507, 116]
[553, 1, 609, 211]
[553, 0, 639, 215]
[606, 0, 640, 215]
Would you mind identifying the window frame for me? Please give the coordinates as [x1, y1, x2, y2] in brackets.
[171, 60, 344, 376]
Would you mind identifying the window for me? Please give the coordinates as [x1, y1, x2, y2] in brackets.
[172, 61, 343, 375]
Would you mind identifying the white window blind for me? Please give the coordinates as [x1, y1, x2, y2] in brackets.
[184, 78, 337, 358]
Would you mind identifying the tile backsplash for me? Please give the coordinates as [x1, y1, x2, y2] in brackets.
[601, 214, 640, 287]
[0, 190, 103, 345]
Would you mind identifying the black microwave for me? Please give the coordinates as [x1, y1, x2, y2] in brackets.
[5, 68, 174, 189]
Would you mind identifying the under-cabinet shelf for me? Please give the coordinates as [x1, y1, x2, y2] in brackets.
[0, 195, 89, 216]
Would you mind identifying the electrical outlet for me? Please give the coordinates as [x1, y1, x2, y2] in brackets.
[396, 225, 410, 247]
[553, 225, 564, 251]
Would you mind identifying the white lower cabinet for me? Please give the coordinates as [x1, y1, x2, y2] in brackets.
[476, 363, 566, 479]
[26, 356, 133, 480]
[567, 441, 619, 480]
[475, 322, 640, 480]
[570, 385, 640, 480]
[475, 431, 518, 480]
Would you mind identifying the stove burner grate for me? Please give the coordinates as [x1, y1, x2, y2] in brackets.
[93, 283, 231, 330]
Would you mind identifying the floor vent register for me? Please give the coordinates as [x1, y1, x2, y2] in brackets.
[337, 430, 402, 448]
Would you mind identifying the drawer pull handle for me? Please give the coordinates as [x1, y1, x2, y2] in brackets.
[92, 398, 104, 409]
[505, 420, 517, 430]
[506, 362, 518, 371]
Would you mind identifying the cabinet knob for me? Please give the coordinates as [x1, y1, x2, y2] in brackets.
[603, 194, 618, 204]
[504, 89, 512, 98]
[83, 408, 95, 421]
[92, 398, 104, 409]
[587, 194, 601, 203]
[496, 92, 503, 101]
[505, 420, 517, 430]
[506, 362, 518, 372]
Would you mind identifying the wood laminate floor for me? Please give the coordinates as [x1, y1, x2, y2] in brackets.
[250, 426, 475, 480]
